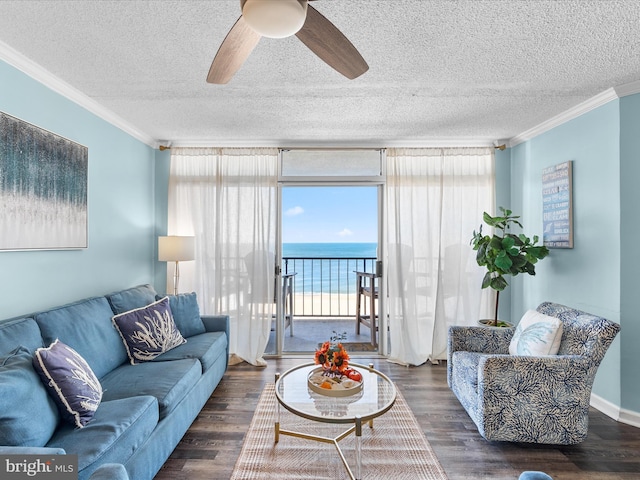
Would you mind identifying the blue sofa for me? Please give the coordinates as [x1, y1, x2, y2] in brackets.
[0, 284, 229, 480]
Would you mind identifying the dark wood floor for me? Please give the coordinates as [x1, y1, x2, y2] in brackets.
[155, 356, 640, 480]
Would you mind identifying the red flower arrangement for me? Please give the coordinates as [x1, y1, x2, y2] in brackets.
[314, 331, 350, 376]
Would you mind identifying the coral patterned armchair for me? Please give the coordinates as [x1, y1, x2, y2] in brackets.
[447, 302, 620, 444]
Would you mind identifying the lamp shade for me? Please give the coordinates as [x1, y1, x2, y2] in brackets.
[158, 236, 195, 262]
[242, 0, 308, 39]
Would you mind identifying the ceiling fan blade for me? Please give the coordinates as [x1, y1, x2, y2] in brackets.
[295, 4, 368, 80]
[207, 16, 261, 84]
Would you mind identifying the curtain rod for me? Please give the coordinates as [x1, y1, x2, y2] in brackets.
[158, 146, 382, 151]
[159, 144, 507, 151]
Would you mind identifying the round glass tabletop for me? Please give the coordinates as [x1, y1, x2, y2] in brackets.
[275, 362, 397, 424]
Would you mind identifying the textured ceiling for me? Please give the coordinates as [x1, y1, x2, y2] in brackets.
[0, 0, 639, 147]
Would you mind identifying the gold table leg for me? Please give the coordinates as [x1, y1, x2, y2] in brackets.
[355, 416, 362, 480]
[274, 373, 280, 443]
[273, 364, 385, 479]
[276, 426, 359, 480]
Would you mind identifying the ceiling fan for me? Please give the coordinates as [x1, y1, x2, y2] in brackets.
[206, 0, 368, 84]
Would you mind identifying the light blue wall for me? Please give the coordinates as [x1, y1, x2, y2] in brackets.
[494, 147, 512, 321]
[154, 149, 171, 294]
[619, 93, 640, 412]
[509, 101, 623, 406]
[0, 60, 158, 319]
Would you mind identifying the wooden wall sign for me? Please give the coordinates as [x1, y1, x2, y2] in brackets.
[542, 161, 573, 248]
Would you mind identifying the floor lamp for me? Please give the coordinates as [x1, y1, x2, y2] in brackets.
[158, 236, 195, 295]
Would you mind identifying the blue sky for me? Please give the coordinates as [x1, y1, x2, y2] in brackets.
[282, 186, 378, 243]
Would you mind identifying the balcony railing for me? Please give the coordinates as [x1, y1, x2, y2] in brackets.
[283, 256, 376, 317]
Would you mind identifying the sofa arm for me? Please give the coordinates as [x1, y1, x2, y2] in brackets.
[477, 354, 593, 443]
[88, 463, 130, 480]
[0, 446, 66, 455]
[447, 326, 513, 387]
[448, 326, 514, 357]
[202, 314, 230, 369]
[202, 314, 229, 336]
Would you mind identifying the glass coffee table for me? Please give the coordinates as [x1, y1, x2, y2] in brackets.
[274, 362, 396, 480]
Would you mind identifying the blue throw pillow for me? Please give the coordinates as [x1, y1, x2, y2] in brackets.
[106, 284, 158, 315]
[156, 292, 205, 338]
[33, 339, 103, 428]
[0, 346, 60, 446]
[112, 296, 187, 365]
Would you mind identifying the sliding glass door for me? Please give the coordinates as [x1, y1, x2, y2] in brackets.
[266, 149, 385, 356]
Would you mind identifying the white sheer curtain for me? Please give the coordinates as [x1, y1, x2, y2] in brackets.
[385, 147, 495, 366]
[167, 147, 279, 367]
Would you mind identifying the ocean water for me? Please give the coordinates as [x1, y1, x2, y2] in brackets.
[282, 243, 377, 294]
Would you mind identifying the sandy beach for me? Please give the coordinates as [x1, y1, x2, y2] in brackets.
[291, 292, 375, 318]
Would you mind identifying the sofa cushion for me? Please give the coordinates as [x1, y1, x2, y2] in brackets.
[34, 297, 128, 379]
[106, 284, 158, 315]
[152, 331, 227, 372]
[157, 292, 206, 337]
[509, 310, 563, 356]
[112, 297, 186, 365]
[0, 346, 60, 446]
[33, 339, 103, 428]
[46, 396, 159, 474]
[100, 358, 201, 419]
[0, 317, 43, 356]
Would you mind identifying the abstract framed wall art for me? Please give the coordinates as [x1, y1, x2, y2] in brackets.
[0, 112, 88, 251]
[542, 161, 573, 248]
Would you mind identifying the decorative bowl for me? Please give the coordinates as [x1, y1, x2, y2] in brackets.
[307, 367, 363, 397]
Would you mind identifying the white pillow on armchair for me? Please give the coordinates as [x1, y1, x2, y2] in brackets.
[509, 309, 563, 356]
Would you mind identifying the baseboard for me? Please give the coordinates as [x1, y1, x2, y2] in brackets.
[590, 393, 620, 420]
[590, 393, 640, 428]
[618, 408, 640, 429]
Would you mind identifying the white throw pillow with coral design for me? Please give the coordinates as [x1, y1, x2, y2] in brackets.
[509, 309, 563, 356]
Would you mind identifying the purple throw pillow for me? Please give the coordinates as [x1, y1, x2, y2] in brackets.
[112, 296, 186, 365]
[33, 339, 103, 428]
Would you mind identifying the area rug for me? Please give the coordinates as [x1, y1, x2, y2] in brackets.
[230, 383, 448, 479]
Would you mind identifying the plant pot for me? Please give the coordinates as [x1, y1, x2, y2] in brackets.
[478, 319, 514, 328]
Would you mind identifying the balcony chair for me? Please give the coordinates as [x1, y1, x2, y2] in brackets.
[280, 272, 296, 336]
[355, 271, 378, 346]
[447, 302, 620, 444]
[244, 250, 296, 336]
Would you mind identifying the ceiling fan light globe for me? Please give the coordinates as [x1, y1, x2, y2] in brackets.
[242, 0, 308, 39]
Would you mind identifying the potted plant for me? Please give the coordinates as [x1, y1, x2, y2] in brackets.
[470, 207, 549, 327]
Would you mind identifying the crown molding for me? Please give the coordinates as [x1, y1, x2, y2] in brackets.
[0, 40, 157, 148]
[508, 79, 640, 148]
[508, 88, 619, 147]
[614, 78, 640, 98]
